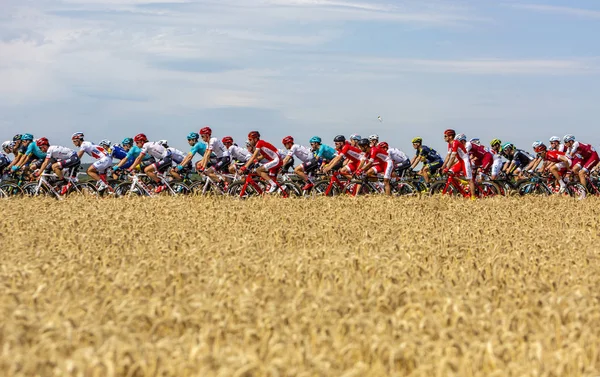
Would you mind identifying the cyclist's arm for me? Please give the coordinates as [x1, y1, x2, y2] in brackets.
[198, 148, 211, 170]
[128, 152, 146, 171]
[243, 149, 261, 170]
[323, 155, 342, 172]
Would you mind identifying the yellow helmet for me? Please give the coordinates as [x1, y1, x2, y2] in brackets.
[411, 137, 422, 144]
[490, 138, 501, 147]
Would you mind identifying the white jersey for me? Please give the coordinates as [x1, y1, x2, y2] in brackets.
[141, 142, 169, 160]
[207, 137, 230, 158]
[550, 143, 565, 153]
[46, 145, 76, 160]
[228, 145, 251, 163]
[168, 147, 186, 164]
[387, 148, 408, 164]
[278, 149, 287, 160]
[286, 144, 314, 163]
[79, 141, 107, 160]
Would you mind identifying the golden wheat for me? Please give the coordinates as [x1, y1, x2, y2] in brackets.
[1, 196, 599, 377]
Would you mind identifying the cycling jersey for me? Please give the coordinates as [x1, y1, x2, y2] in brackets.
[126, 145, 142, 160]
[418, 145, 442, 163]
[387, 148, 408, 164]
[511, 149, 533, 168]
[25, 142, 47, 160]
[190, 142, 207, 157]
[339, 144, 363, 163]
[79, 141, 107, 159]
[469, 143, 493, 170]
[109, 145, 128, 160]
[168, 147, 186, 164]
[141, 142, 169, 160]
[286, 144, 314, 163]
[314, 144, 337, 161]
[568, 141, 596, 160]
[256, 140, 280, 162]
[0, 152, 11, 170]
[228, 145, 251, 163]
[46, 146, 76, 160]
[207, 137, 230, 158]
[543, 150, 568, 164]
[448, 140, 472, 179]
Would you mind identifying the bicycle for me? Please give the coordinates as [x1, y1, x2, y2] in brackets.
[312, 171, 352, 196]
[227, 169, 298, 198]
[22, 170, 97, 199]
[115, 172, 190, 197]
[430, 172, 500, 198]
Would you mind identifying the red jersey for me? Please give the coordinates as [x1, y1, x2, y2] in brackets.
[544, 150, 567, 163]
[448, 140, 468, 160]
[469, 143, 490, 161]
[340, 144, 363, 163]
[570, 142, 596, 160]
[255, 140, 279, 161]
[368, 146, 392, 165]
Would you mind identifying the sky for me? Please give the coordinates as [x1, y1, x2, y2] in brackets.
[1, 0, 599, 159]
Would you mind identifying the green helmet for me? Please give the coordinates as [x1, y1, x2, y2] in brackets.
[501, 142, 513, 150]
[490, 138, 501, 147]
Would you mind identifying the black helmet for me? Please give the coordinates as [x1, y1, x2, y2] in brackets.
[358, 138, 370, 147]
[333, 135, 346, 143]
[13, 134, 22, 142]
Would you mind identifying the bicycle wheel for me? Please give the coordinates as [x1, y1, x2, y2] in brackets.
[566, 182, 587, 199]
[189, 180, 223, 196]
[0, 183, 23, 197]
[428, 181, 448, 196]
[114, 182, 142, 197]
[227, 180, 259, 198]
[476, 181, 501, 198]
[342, 180, 375, 196]
[22, 182, 55, 197]
[168, 182, 191, 196]
[312, 179, 340, 197]
[67, 182, 98, 197]
[392, 181, 418, 196]
[279, 182, 302, 197]
[517, 180, 552, 196]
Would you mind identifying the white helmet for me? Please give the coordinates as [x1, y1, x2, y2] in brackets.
[469, 138, 480, 145]
[99, 139, 111, 148]
[368, 134, 379, 141]
[158, 140, 168, 147]
[549, 136, 560, 143]
[563, 134, 575, 143]
[350, 134, 362, 141]
[456, 133, 467, 142]
[2, 140, 12, 150]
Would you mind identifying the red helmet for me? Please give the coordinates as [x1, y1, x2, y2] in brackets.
[199, 126, 212, 136]
[534, 143, 547, 153]
[444, 129, 456, 137]
[248, 131, 260, 139]
[222, 136, 233, 144]
[36, 137, 49, 147]
[134, 133, 147, 143]
[282, 136, 294, 144]
[377, 142, 388, 149]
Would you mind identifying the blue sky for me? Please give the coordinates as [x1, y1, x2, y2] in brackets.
[1, 0, 599, 158]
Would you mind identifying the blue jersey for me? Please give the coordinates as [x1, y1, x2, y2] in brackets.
[314, 144, 337, 162]
[25, 142, 47, 160]
[0, 152, 11, 166]
[417, 145, 442, 163]
[190, 141, 207, 157]
[110, 145, 128, 160]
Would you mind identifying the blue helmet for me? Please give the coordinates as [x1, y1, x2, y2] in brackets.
[122, 137, 133, 145]
[309, 136, 322, 144]
[21, 133, 34, 141]
[350, 134, 362, 141]
[187, 132, 199, 140]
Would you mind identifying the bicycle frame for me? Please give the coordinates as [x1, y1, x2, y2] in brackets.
[238, 171, 288, 198]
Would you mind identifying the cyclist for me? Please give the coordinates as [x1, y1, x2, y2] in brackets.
[0, 141, 12, 176]
[349, 134, 362, 148]
[409, 137, 443, 186]
[156, 140, 188, 181]
[563, 134, 599, 189]
[127, 134, 173, 193]
[12, 134, 47, 175]
[465, 137, 493, 177]
[197, 127, 231, 185]
[72, 132, 112, 192]
[368, 134, 379, 147]
[356, 138, 393, 195]
[34, 138, 80, 193]
[282, 136, 318, 190]
[378, 142, 410, 177]
[176, 132, 207, 174]
[549, 136, 565, 152]
[309, 136, 337, 170]
[441, 129, 475, 199]
[501, 143, 533, 177]
[532, 141, 571, 193]
[6, 135, 25, 172]
[112, 137, 146, 173]
[469, 138, 481, 146]
[323, 135, 363, 177]
[222, 136, 252, 173]
[489, 139, 505, 180]
[240, 131, 282, 193]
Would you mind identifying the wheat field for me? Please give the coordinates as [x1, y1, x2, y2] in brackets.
[1, 196, 599, 377]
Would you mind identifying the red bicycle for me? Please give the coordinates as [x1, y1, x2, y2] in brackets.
[311, 171, 352, 196]
[227, 170, 299, 198]
[430, 172, 500, 198]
